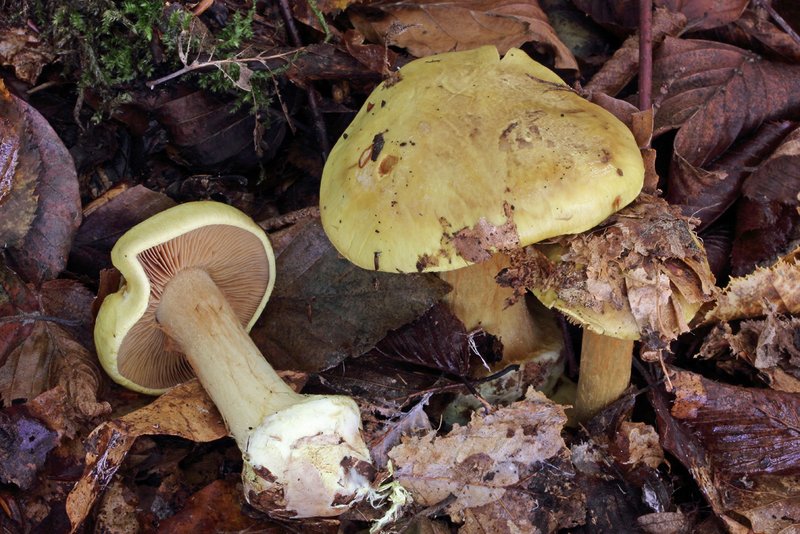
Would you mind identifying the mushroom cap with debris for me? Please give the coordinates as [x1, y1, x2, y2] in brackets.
[320, 45, 644, 273]
[94, 201, 276, 395]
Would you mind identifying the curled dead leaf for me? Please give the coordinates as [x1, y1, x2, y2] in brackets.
[65, 380, 227, 533]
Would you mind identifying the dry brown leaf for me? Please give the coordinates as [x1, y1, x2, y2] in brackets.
[349, 0, 577, 69]
[704, 244, 800, 323]
[65, 380, 228, 532]
[0, 27, 56, 84]
[699, 314, 800, 392]
[388, 389, 568, 521]
[500, 194, 717, 353]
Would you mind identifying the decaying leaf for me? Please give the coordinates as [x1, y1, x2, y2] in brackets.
[65, 380, 228, 532]
[705, 244, 800, 323]
[252, 217, 450, 372]
[670, 370, 800, 476]
[0, 411, 58, 490]
[500, 194, 717, 355]
[658, 370, 800, 530]
[349, 0, 577, 69]
[0, 27, 56, 84]
[653, 38, 800, 220]
[0, 81, 81, 283]
[388, 389, 570, 524]
[0, 264, 108, 433]
[69, 184, 176, 278]
[0, 79, 40, 248]
[732, 125, 800, 275]
[699, 314, 800, 392]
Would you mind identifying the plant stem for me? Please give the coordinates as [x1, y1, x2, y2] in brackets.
[573, 331, 633, 422]
[156, 268, 301, 446]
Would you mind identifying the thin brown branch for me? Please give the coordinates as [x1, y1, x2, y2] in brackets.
[639, 0, 653, 111]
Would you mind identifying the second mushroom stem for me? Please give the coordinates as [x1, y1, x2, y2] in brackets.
[156, 268, 302, 446]
[573, 332, 634, 422]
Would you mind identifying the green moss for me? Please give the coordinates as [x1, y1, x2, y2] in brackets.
[24, 0, 284, 122]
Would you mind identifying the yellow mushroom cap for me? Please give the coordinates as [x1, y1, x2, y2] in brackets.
[320, 46, 644, 273]
[94, 201, 276, 395]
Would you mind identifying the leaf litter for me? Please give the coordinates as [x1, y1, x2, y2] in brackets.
[2, 1, 800, 532]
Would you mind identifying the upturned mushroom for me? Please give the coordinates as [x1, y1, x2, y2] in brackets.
[94, 201, 374, 518]
[319, 46, 644, 414]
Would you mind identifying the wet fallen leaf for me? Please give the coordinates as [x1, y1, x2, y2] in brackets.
[156, 479, 272, 533]
[388, 389, 570, 524]
[655, 369, 800, 530]
[152, 88, 285, 171]
[711, 7, 800, 63]
[670, 370, 800, 476]
[0, 80, 40, 249]
[665, 120, 795, 231]
[657, 0, 748, 30]
[732, 125, 800, 275]
[252, 217, 450, 372]
[69, 184, 176, 278]
[65, 380, 227, 532]
[372, 303, 472, 377]
[349, 0, 577, 69]
[0, 81, 81, 284]
[704, 244, 800, 323]
[0, 410, 58, 490]
[653, 37, 800, 224]
[584, 7, 687, 98]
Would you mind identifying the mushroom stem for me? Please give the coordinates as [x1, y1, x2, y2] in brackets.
[440, 254, 558, 367]
[572, 331, 633, 422]
[155, 268, 373, 517]
[156, 268, 301, 446]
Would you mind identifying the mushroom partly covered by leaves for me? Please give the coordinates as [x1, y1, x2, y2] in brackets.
[500, 194, 718, 420]
[94, 201, 374, 518]
[320, 46, 644, 408]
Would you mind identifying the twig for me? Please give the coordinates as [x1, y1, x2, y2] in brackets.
[146, 51, 298, 89]
[756, 0, 800, 47]
[638, 0, 653, 112]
